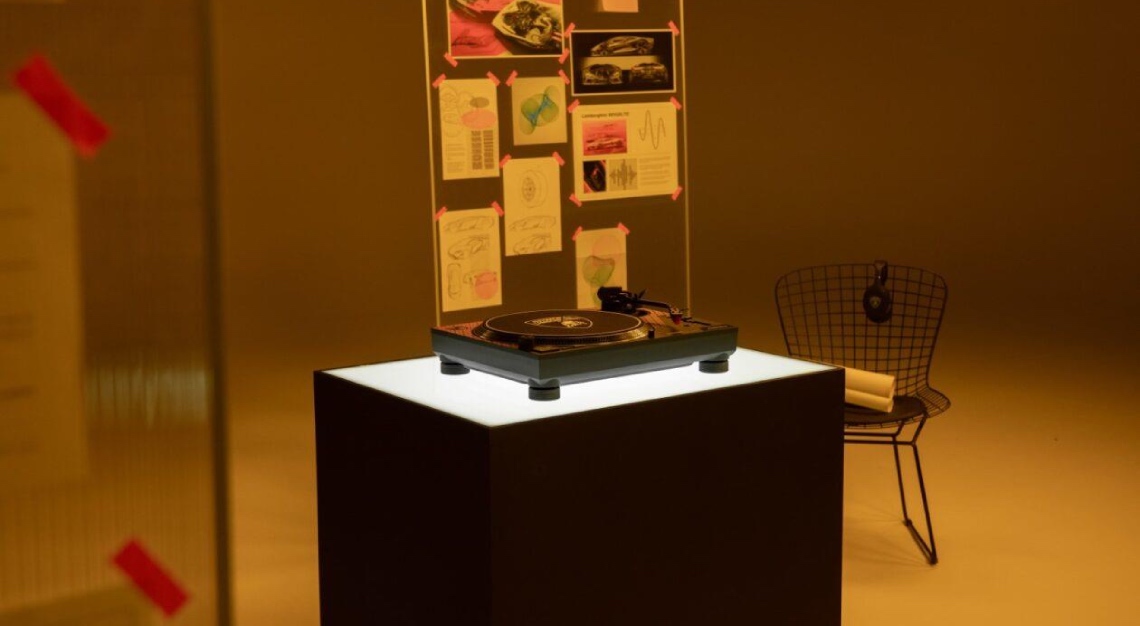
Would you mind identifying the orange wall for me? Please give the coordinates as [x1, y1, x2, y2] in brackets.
[685, 1, 1140, 362]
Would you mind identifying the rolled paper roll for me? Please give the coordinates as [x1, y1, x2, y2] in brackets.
[844, 367, 896, 398]
[845, 388, 895, 413]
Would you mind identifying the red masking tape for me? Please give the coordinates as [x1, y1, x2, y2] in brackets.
[564, 23, 576, 37]
[617, 222, 630, 235]
[668, 20, 680, 36]
[559, 49, 571, 64]
[13, 55, 110, 157]
[671, 186, 684, 201]
[505, 70, 519, 86]
[567, 99, 580, 113]
[444, 53, 458, 67]
[492, 201, 504, 216]
[572, 226, 583, 241]
[558, 69, 570, 85]
[432, 74, 447, 88]
[487, 71, 500, 86]
[552, 151, 565, 166]
[435, 206, 448, 221]
[500, 153, 512, 168]
[670, 96, 683, 110]
[112, 540, 189, 617]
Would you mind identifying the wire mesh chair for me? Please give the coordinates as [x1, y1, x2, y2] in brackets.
[774, 262, 950, 565]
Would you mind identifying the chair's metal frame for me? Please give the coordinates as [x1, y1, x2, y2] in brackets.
[775, 263, 950, 565]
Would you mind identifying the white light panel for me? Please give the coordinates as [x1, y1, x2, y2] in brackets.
[327, 348, 833, 427]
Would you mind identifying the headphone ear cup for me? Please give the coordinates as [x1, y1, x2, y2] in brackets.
[863, 283, 892, 323]
[863, 261, 893, 323]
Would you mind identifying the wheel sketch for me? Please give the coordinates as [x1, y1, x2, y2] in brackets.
[518, 169, 548, 207]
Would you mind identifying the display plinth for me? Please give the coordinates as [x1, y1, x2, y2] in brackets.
[315, 349, 844, 626]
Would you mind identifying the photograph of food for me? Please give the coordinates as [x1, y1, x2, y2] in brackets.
[570, 29, 675, 95]
[448, 0, 563, 58]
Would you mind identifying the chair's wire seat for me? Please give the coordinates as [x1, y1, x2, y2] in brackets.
[844, 386, 951, 429]
[844, 395, 925, 428]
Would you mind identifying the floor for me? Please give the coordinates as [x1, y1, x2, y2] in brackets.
[229, 346, 1140, 625]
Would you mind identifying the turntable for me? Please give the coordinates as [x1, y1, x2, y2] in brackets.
[431, 287, 738, 400]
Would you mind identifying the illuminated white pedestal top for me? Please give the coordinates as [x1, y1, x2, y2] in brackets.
[327, 347, 832, 427]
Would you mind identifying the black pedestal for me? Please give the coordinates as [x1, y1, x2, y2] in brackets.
[315, 350, 844, 625]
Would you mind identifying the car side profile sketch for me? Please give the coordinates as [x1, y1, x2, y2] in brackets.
[589, 35, 654, 56]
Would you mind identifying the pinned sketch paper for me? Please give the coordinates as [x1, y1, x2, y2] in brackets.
[439, 78, 501, 180]
[511, 77, 567, 146]
[572, 102, 678, 201]
[0, 94, 87, 493]
[504, 157, 561, 256]
[575, 228, 627, 308]
[598, 0, 638, 11]
[439, 208, 503, 312]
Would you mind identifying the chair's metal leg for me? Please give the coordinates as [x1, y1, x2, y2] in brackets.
[891, 438, 912, 523]
[904, 442, 938, 565]
[847, 421, 939, 565]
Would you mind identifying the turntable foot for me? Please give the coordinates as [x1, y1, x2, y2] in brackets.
[699, 359, 729, 373]
[439, 357, 470, 375]
[528, 384, 560, 401]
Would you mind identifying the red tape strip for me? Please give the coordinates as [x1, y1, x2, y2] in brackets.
[572, 226, 583, 241]
[617, 222, 630, 235]
[567, 99, 580, 113]
[558, 69, 570, 85]
[13, 55, 110, 157]
[487, 71, 500, 86]
[505, 70, 519, 86]
[670, 96, 683, 110]
[564, 23, 576, 36]
[552, 151, 565, 166]
[559, 49, 571, 64]
[492, 201, 504, 216]
[444, 53, 458, 67]
[432, 74, 447, 88]
[671, 186, 684, 201]
[668, 20, 680, 36]
[500, 153, 512, 168]
[569, 193, 582, 207]
[112, 540, 189, 617]
[435, 206, 448, 221]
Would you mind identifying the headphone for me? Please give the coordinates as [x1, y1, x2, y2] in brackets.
[862, 260, 893, 324]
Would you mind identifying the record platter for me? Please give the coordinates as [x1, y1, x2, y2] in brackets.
[431, 288, 738, 400]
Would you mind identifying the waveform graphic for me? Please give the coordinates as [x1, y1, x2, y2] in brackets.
[637, 109, 667, 150]
[608, 159, 638, 191]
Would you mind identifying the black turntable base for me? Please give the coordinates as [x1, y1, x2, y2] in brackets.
[431, 309, 738, 400]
